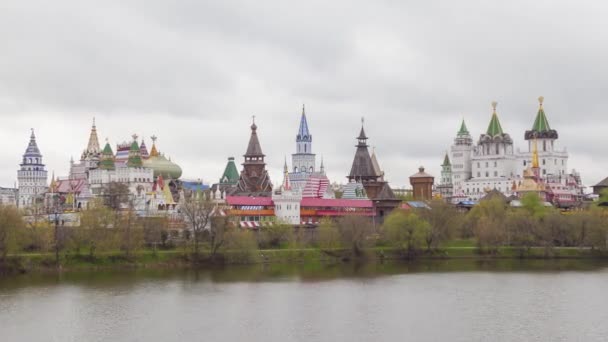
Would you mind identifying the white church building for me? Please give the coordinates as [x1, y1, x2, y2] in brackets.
[444, 97, 580, 202]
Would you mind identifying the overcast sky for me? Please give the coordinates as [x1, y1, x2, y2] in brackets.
[1, 0, 607, 189]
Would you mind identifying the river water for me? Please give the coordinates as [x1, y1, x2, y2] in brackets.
[1, 259, 608, 342]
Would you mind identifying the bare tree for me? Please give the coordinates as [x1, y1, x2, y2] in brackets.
[180, 190, 215, 260]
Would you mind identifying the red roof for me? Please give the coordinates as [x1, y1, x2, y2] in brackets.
[301, 198, 373, 208]
[226, 196, 273, 206]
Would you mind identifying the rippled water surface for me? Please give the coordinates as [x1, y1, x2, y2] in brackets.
[1, 260, 608, 342]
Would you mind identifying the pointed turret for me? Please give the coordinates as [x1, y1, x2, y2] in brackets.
[371, 148, 384, 180]
[349, 118, 379, 180]
[320, 156, 325, 174]
[297, 104, 311, 143]
[235, 118, 272, 195]
[139, 138, 149, 160]
[86, 118, 101, 154]
[99, 139, 116, 170]
[525, 96, 558, 140]
[149, 135, 159, 157]
[22, 129, 43, 161]
[127, 134, 143, 168]
[244, 117, 265, 160]
[220, 157, 239, 185]
[442, 152, 451, 167]
[457, 119, 470, 136]
[486, 101, 504, 137]
[282, 157, 291, 191]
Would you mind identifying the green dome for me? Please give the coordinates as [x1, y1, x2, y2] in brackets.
[143, 154, 182, 179]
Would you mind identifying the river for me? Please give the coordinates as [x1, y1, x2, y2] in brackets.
[1, 259, 608, 341]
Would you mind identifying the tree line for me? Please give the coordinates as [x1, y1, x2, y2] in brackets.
[1, 187, 608, 266]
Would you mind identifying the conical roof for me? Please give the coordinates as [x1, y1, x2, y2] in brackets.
[23, 129, 42, 158]
[86, 118, 101, 154]
[458, 119, 469, 135]
[486, 101, 504, 137]
[371, 149, 382, 177]
[99, 141, 115, 170]
[349, 123, 379, 180]
[296, 104, 311, 142]
[531, 96, 551, 132]
[127, 135, 143, 167]
[442, 152, 451, 166]
[245, 120, 265, 157]
[139, 139, 149, 159]
[220, 157, 239, 184]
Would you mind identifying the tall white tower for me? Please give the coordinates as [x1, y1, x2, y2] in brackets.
[450, 119, 473, 192]
[290, 105, 316, 191]
[17, 129, 48, 208]
[273, 161, 302, 225]
[521, 96, 568, 179]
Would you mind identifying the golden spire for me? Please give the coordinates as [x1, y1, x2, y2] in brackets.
[538, 96, 544, 108]
[149, 135, 159, 157]
[491, 101, 498, 113]
[532, 138, 539, 168]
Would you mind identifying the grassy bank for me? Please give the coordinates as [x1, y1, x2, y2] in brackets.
[3, 243, 608, 276]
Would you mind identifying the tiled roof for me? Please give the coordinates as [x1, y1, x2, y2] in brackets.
[301, 198, 373, 208]
[227, 196, 273, 206]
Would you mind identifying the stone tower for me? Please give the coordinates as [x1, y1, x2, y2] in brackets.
[437, 153, 453, 200]
[522, 96, 568, 179]
[17, 129, 48, 208]
[450, 119, 473, 193]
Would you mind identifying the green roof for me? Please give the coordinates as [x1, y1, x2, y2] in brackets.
[99, 142, 115, 170]
[102, 142, 113, 155]
[486, 111, 504, 137]
[130, 140, 140, 151]
[220, 157, 239, 184]
[457, 119, 469, 135]
[442, 153, 451, 166]
[532, 107, 551, 132]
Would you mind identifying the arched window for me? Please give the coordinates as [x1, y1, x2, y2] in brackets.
[543, 140, 546, 152]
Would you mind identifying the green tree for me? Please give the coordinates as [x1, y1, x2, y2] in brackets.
[419, 201, 461, 250]
[224, 228, 259, 264]
[71, 200, 116, 258]
[317, 218, 341, 251]
[258, 223, 293, 249]
[382, 209, 430, 257]
[504, 210, 536, 256]
[467, 198, 508, 252]
[520, 192, 551, 219]
[0, 205, 24, 261]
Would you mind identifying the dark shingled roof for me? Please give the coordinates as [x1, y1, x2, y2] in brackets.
[375, 182, 397, 200]
[348, 125, 380, 180]
[245, 123, 265, 157]
[594, 177, 608, 187]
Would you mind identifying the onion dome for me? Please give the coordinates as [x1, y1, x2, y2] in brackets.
[143, 136, 182, 179]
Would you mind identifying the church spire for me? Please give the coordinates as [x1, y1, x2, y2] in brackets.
[457, 118, 469, 136]
[297, 104, 311, 142]
[532, 96, 551, 132]
[245, 116, 265, 160]
[486, 101, 504, 137]
[86, 117, 101, 154]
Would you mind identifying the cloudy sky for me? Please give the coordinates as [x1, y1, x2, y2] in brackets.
[1, 0, 607, 189]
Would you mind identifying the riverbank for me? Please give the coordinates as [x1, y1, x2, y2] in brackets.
[2, 245, 608, 275]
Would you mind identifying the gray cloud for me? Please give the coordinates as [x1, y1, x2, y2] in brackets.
[0, 0, 606, 190]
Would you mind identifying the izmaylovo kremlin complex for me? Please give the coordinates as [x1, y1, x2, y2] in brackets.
[2, 98, 598, 228]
